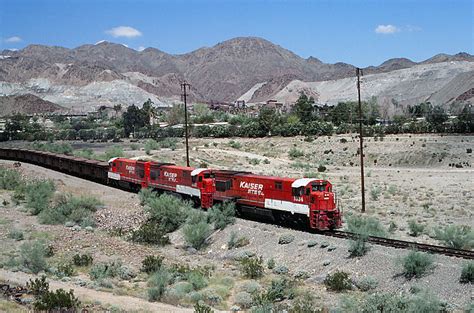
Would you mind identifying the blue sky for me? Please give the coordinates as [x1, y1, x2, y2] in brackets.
[1, 0, 472, 67]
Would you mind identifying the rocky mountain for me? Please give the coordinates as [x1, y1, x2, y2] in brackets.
[0, 94, 63, 116]
[0, 37, 473, 113]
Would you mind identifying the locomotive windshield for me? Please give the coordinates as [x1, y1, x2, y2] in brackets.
[312, 183, 327, 192]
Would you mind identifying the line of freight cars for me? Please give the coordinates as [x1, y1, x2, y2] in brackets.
[0, 148, 342, 230]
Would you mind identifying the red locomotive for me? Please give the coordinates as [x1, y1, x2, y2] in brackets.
[108, 158, 342, 230]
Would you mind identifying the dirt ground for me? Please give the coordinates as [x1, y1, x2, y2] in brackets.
[0, 134, 473, 313]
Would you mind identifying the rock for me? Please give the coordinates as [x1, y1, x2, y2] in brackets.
[230, 305, 241, 312]
[273, 265, 289, 275]
[323, 260, 331, 266]
[294, 270, 310, 280]
[187, 247, 198, 254]
[61, 277, 71, 282]
[320, 242, 329, 248]
[65, 221, 75, 227]
[72, 225, 82, 231]
[327, 246, 336, 252]
[307, 240, 318, 248]
[85, 226, 94, 232]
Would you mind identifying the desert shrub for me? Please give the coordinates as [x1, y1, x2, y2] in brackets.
[241, 280, 261, 294]
[144, 139, 159, 155]
[317, 164, 327, 172]
[208, 201, 235, 230]
[138, 188, 156, 206]
[27, 275, 49, 296]
[239, 256, 264, 279]
[347, 215, 386, 237]
[57, 262, 74, 277]
[324, 271, 352, 292]
[141, 255, 164, 274]
[401, 250, 434, 279]
[183, 210, 212, 250]
[348, 236, 369, 257]
[34, 288, 80, 311]
[19, 240, 49, 274]
[263, 158, 270, 164]
[288, 147, 304, 159]
[130, 221, 171, 246]
[262, 277, 295, 302]
[102, 146, 124, 161]
[194, 301, 214, 313]
[39, 194, 101, 226]
[24, 180, 55, 215]
[228, 140, 242, 149]
[267, 258, 275, 270]
[339, 290, 443, 313]
[8, 228, 24, 241]
[273, 265, 289, 275]
[249, 158, 261, 165]
[278, 233, 295, 244]
[72, 254, 93, 267]
[188, 271, 209, 290]
[356, 276, 378, 291]
[228, 231, 250, 249]
[235, 291, 253, 309]
[0, 167, 22, 190]
[89, 259, 122, 280]
[460, 261, 474, 283]
[388, 221, 397, 233]
[370, 185, 381, 201]
[73, 148, 95, 159]
[289, 292, 320, 313]
[408, 220, 425, 237]
[145, 194, 189, 233]
[118, 265, 137, 280]
[148, 268, 171, 301]
[434, 225, 473, 249]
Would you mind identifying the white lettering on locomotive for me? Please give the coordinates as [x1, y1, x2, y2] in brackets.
[293, 196, 304, 202]
[239, 181, 264, 196]
[164, 171, 177, 182]
[125, 165, 135, 174]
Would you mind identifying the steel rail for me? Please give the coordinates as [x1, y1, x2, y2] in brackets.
[0, 148, 472, 260]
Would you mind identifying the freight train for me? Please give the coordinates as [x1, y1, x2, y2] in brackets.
[0, 148, 342, 230]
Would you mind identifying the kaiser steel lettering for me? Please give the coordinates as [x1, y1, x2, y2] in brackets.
[125, 165, 135, 174]
[164, 171, 177, 182]
[240, 181, 264, 196]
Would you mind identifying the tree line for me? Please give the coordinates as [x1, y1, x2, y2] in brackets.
[1, 94, 472, 142]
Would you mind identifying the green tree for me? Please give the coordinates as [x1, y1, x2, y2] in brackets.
[426, 105, 448, 132]
[293, 92, 314, 124]
[123, 105, 148, 137]
[258, 107, 279, 134]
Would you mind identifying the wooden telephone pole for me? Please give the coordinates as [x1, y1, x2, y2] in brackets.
[356, 68, 366, 213]
[181, 81, 191, 167]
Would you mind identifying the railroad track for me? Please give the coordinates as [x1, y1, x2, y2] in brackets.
[1, 148, 473, 260]
[326, 230, 474, 259]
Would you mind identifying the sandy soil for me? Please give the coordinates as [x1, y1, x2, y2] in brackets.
[0, 154, 472, 311]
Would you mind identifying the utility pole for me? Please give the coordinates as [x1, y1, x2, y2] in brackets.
[181, 80, 191, 167]
[356, 68, 366, 213]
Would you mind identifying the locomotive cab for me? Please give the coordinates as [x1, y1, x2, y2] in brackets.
[191, 168, 215, 209]
[292, 179, 341, 230]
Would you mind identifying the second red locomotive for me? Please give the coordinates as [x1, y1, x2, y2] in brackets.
[108, 157, 342, 230]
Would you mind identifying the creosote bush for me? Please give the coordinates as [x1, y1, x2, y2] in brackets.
[208, 201, 235, 230]
[148, 268, 171, 301]
[0, 167, 22, 190]
[24, 180, 56, 215]
[324, 271, 352, 292]
[141, 255, 164, 274]
[182, 210, 212, 250]
[348, 236, 369, 257]
[408, 220, 425, 237]
[434, 225, 473, 249]
[346, 215, 386, 237]
[145, 194, 190, 233]
[239, 256, 264, 279]
[356, 276, 378, 291]
[39, 194, 101, 226]
[27, 275, 49, 296]
[89, 259, 123, 280]
[278, 234, 295, 244]
[460, 261, 474, 283]
[401, 250, 434, 279]
[73, 254, 93, 267]
[288, 147, 304, 159]
[19, 240, 49, 274]
[34, 288, 80, 311]
[228, 231, 250, 249]
[8, 229, 24, 241]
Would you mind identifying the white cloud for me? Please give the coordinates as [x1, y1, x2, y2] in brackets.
[105, 26, 142, 38]
[137, 46, 146, 52]
[375, 25, 399, 34]
[5, 36, 22, 43]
